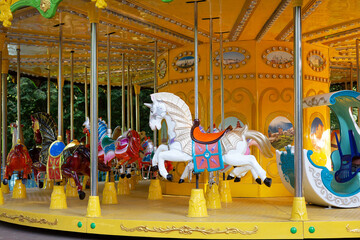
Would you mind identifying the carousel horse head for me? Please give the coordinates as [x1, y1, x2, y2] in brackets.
[145, 96, 167, 131]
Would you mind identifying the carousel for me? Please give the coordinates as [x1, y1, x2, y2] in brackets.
[0, 0, 359, 239]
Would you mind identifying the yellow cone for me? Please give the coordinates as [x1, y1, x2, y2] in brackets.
[187, 189, 208, 218]
[219, 180, 232, 203]
[206, 184, 221, 209]
[86, 196, 101, 217]
[117, 177, 130, 195]
[2, 183, 9, 194]
[290, 197, 308, 221]
[12, 180, 26, 199]
[148, 179, 163, 200]
[50, 185, 67, 209]
[82, 175, 89, 189]
[0, 188, 4, 205]
[66, 178, 78, 197]
[102, 182, 118, 204]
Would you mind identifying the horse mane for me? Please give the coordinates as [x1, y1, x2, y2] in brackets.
[31, 112, 57, 165]
[98, 118, 108, 141]
[151, 92, 193, 155]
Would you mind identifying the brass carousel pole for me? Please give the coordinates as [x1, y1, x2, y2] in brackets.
[153, 40, 157, 149]
[84, 66, 89, 120]
[106, 32, 115, 137]
[127, 64, 130, 130]
[55, 22, 65, 141]
[121, 54, 125, 133]
[134, 84, 141, 132]
[86, 2, 101, 217]
[16, 46, 22, 143]
[291, 0, 308, 221]
[1, 41, 8, 185]
[202, 17, 219, 133]
[356, 39, 360, 125]
[130, 71, 134, 130]
[47, 48, 51, 115]
[185, 0, 207, 218]
[70, 50, 74, 140]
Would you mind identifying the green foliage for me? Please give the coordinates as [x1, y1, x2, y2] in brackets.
[6, 76, 153, 152]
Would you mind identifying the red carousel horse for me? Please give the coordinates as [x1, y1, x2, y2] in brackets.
[31, 112, 110, 199]
[3, 123, 32, 185]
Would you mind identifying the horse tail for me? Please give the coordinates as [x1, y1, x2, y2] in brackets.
[244, 130, 273, 158]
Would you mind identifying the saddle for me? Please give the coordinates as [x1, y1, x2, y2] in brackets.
[191, 119, 232, 144]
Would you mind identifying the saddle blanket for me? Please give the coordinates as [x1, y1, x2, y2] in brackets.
[192, 141, 224, 173]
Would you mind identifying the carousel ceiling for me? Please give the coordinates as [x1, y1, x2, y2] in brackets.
[2, 0, 360, 87]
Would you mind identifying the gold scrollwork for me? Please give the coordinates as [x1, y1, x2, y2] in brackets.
[346, 224, 360, 233]
[0, 0, 13, 28]
[120, 224, 258, 235]
[0, 212, 58, 226]
[40, 0, 51, 12]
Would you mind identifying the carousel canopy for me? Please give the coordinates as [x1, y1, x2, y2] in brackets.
[1, 0, 358, 87]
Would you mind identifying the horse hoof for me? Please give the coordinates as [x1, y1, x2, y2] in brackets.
[120, 174, 126, 179]
[227, 175, 234, 180]
[38, 181, 44, 188]
[255, 178, 262, 185]
[78, 191, 86, 200]
[166, 174, 173, 181]
[126, 174, 132, 179]
[178, 179, 184, 184]
[152, 166, 159, 171]
[2, 179, 8, 185]
[264, 178, 272, 187]
[234, 177, 241, 183]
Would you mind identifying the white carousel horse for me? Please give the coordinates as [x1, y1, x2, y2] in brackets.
[145, 92, 274, 186]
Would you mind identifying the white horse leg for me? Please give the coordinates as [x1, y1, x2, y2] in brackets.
[223, 153, 271, 187]
[179, 161, 194, 183]
[152, 144, 168, 168]
[157, 150, 192, 181]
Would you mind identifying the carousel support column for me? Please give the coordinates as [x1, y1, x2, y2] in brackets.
[1, 41, 9, 194]
[153, 40, 158, 148]
[203, 17, 221, 209]
[46, 67, 51, 114]
[127, 65, 130, 130]
[84, 66, 89, 146]
[186, 0, 207, 218]
[106, 32, 115, 137]
[121, 54, 125, 133]
[214, 31, 229, 130]
[130, 72, 134, 130]
[291, 0, 308, 221]
[87, 2, 101, 217]
[134, 84, 141, 132]
[70, 50, 74, 140]
[148, 40, 162, 200]
[13, 46, 27, 199]
[49, 22, 67, 209]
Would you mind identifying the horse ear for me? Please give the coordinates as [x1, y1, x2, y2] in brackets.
[144, 103, 152, 108]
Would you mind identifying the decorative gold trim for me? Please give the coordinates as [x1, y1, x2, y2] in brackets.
[120, 224, 258, 235]
[307, 50, 326, 72]
[40, 0, 51, 12]
[157, 58, 167, 79]
[346, 224, 360, 233]
[172, 51, 198, 73]
[262, 46, 293, 69]
[213, 47, 250, 69]
[0, 213, 58, 226]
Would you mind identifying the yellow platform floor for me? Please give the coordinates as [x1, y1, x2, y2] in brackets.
[0, 180, 359, 239]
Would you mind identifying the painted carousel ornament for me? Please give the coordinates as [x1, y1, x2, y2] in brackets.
[2, 123, 32, 192]
[146, 92, 274, 186]
[32, 112, 110, 200]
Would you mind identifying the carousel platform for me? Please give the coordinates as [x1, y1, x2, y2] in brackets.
[0, 180, 359, 239]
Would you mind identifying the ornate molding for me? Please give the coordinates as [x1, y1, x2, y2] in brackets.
[0, 212, 58, 226]
[120, 224, 258, 235]
[346, 224, 360, 233]
[0, 0, 13, 28]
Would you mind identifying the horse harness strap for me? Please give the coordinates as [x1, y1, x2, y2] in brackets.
[190, 119, 232, 145]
